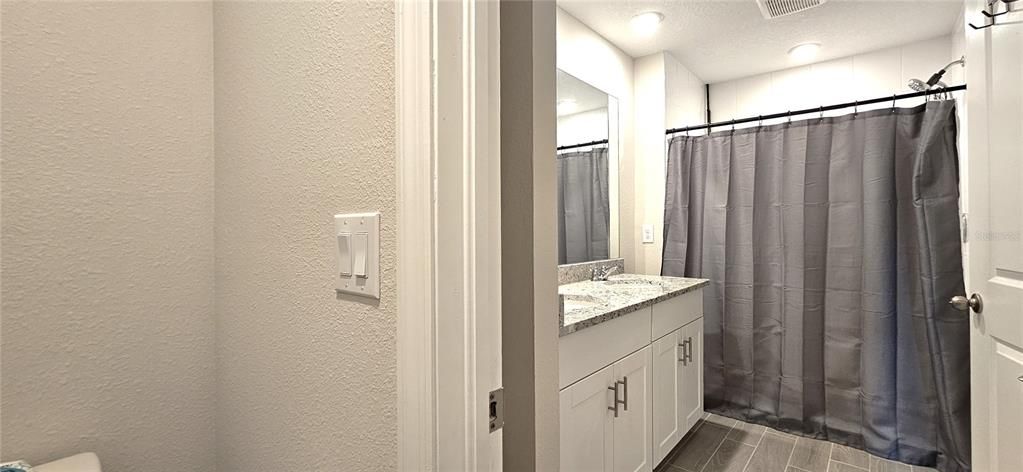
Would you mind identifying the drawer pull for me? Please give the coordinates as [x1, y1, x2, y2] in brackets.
[678, 340, 689, 365]
[608, 380, 625, 417]
[621, 376, 629, 411]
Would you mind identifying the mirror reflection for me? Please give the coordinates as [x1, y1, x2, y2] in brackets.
[556, 70, 619, 265]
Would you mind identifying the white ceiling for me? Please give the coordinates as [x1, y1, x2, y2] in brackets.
[557, 0, 963, 83]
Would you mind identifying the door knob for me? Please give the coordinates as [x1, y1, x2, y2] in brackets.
[950, 293, 983, 313]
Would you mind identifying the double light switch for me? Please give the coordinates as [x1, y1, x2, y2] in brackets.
[335, 212, 380, 299]
[337, 232, 368, 277]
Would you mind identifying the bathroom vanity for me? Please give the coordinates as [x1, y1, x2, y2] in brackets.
[555, 64, 708, 472]
[558, 268, 708, 472]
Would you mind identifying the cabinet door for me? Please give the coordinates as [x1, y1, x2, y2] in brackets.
[560, 364, 614, 472]
[651, 330, 682, 464]
[612, 345, 653, 472]
[679, 318, 704, 433]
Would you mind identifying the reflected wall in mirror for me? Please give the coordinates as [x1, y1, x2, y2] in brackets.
[557, 70, 620, 265]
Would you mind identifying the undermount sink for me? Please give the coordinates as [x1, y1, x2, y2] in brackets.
[561, 295, 603, 313]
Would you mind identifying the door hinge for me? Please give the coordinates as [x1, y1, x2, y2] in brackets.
[489, 388, 504, 432]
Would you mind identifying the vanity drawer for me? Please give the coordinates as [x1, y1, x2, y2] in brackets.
[651, 291, 702, 341]
[559, 306, 652, 390]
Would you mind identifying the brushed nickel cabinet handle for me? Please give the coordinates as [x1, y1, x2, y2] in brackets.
[605, 378, 621, 415]
[678, 340, 688, 365]
[608, 378, 627, 417]
[607, 385, 617, 416]
[622, 376, 629, 412]
[686, 336, 694, 363]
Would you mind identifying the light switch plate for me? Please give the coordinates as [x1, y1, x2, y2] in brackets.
[334, 212, 380, 299]
[642, 224, 655, 244]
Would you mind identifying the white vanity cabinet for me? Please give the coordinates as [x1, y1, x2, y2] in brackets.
[679, 318, 704, 432]
[560, 363, 615, 472]
[652, 318, 704, 463]
[612, 346, 653, 472]
[651, 329, 684, 462]
[560, 345, 652, 472]
[560, 287, 705, 472]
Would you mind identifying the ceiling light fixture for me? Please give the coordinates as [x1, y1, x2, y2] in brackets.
[788, 42, 821, 63]
[629, 12, 664, 37]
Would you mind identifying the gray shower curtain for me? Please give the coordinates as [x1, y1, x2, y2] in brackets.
[662, 101, 970, 472]
[558, 147, 610, 264]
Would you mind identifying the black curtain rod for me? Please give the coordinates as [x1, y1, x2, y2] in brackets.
[557, 139, 608, 151]
[666, 84, 966, 135]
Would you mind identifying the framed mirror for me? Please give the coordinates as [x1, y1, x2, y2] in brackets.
[556, 69, 620, 265]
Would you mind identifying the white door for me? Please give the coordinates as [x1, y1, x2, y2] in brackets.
[652, 330, 683, 463]
[680, 318, 705, 432]
[613, 346, 653, 472]
[965, 3, 1023, 471]
[560, 365, 615, 472]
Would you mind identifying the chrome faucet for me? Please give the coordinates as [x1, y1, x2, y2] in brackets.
[591, 265, 619, 282]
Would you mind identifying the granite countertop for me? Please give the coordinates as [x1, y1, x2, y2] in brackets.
[559, 274, 709, 337]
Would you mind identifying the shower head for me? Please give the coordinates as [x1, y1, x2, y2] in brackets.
[909, 78, 949, 92]
[908, 78, 929, 92]
[908, 56, 966, 91]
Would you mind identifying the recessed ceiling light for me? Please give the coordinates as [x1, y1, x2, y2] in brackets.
[630, 12, 664, 37]
[557, 99, 577, 116]
[788, 42, 821, 63]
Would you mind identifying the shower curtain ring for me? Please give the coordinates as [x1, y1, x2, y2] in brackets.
[891, 94, 897, 112]
[758, 115, 763, 128]
[818, 106, 824, 121]
[853, 100, 859, 115]
[787, 111, 792, 124]
[730, 119, 736, 133]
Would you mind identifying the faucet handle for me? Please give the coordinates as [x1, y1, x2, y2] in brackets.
[591, 265, 619, 281]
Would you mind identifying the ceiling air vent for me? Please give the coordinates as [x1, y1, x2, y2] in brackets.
[755, 0, 827, 19]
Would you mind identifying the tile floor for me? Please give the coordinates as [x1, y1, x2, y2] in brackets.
[654, 413, 938, 472]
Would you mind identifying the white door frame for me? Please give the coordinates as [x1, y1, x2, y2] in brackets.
[395, 0, 436, 469]
[395, 0, 504, 470]
[397, 1, 559, 470]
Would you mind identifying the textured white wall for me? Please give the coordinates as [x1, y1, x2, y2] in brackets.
[1, 2, 216, 470]
[710, 35, 959, 127]
[633, 52, 706, 275]
[633, 54, 667, 276]
[212, 2, 397, 470]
